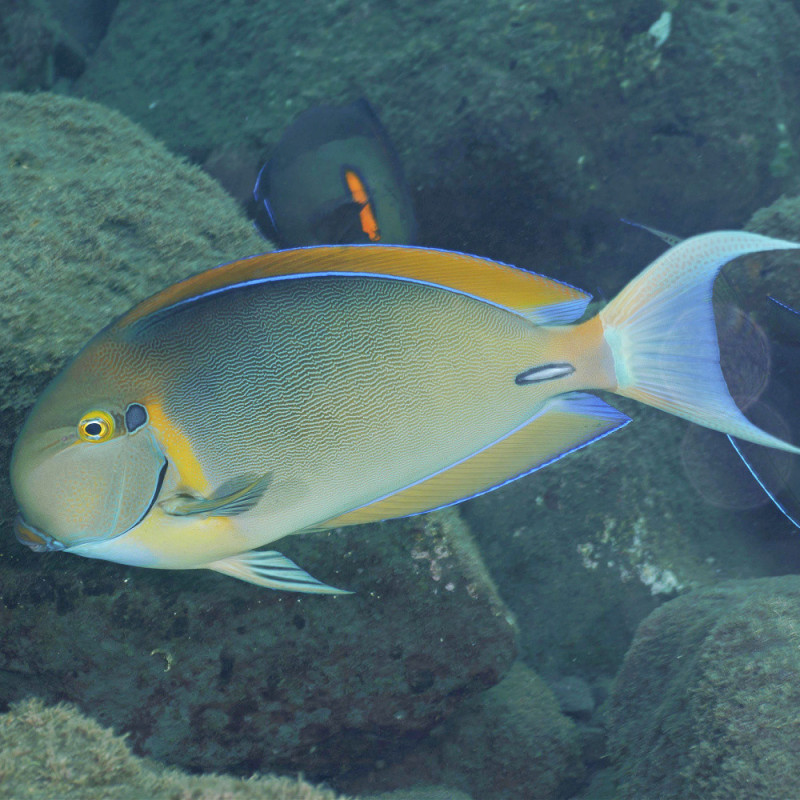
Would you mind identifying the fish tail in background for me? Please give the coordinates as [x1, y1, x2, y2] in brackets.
[599, 231, 800, 454]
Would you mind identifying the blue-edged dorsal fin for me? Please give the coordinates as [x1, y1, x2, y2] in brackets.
[113, 245, 591, 332]
[315, 392, 630, 529]
[205, 549, 351, 593]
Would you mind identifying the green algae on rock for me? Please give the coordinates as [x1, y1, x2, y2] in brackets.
[0, 91, 267, 416]
[0, 697, 353, 800]
[608, 576, 800, 799]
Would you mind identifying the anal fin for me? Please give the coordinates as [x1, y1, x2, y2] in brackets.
[206, 550, 351, 594]
[320, 392, 631, 528]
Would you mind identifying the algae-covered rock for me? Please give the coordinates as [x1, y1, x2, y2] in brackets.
[0, 91, 265, 415]
[437, 662, 584, 799]
[607, 576, 800, 799]
[73, 0, 800, 276]
[345, 662, 583, 800]
[0, 508, 517, 780]
[0, 697, 353, 800]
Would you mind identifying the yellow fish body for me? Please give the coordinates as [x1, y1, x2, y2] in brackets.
[10, 234, 800, 591]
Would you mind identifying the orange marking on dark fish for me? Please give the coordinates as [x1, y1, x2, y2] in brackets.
[344, 169, 381, 242]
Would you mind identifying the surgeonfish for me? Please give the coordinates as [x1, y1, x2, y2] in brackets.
[253, 99, 416, 247]
[10, 233, 800, 592]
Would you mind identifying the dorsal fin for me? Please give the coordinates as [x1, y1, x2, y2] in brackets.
[315, 392, 630, 529]
[113, 245, 591, 331]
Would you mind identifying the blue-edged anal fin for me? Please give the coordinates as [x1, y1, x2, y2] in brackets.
[317, 392, 631, 528]
[205, 550, 351, 593]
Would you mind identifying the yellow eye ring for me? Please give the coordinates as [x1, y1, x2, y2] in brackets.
[78, 410, 115, 442]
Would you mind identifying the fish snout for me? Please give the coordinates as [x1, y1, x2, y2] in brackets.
[14, 516, 66, 553]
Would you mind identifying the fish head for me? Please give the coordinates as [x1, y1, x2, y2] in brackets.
[10, 353, 167, 554]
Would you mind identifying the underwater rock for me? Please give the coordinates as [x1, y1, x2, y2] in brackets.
[435, 661, 583, 799]
[548, 675, 595, 720]
[459, 394, 800, 681]
[0, 91, 265, 415]
[744, 192, 800, 310]
[364, 790, 473, 800]
[0, 91, 266, 525]
[0, 508, 516, 780]
[343, 661, 583, 800]
[0, 697, 353, 799]
[607, 576, 800, 799]
[46, 0, 118, 58]
[74, 0, 800, 274]
[0, 0, 87, 90]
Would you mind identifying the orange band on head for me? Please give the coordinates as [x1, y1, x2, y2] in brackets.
[344, 169, 381, 242]
[146, 399, 210, 493]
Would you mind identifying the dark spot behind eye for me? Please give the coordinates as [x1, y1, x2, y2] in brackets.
[125, 403, 148, 433]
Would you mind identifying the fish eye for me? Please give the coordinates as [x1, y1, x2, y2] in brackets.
[77, 410, 115, 442]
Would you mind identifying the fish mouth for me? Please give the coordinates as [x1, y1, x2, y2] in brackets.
[14, 457, 169, 554]
[14, 516, 66, 553]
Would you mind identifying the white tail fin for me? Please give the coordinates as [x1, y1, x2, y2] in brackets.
[600, 230, 800, 454]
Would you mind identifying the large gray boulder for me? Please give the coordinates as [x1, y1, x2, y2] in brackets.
[608, 576, 800, 799]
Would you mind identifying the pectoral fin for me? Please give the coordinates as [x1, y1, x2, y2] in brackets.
[205, 550, 351, 594]
[161, 473, 272, 518]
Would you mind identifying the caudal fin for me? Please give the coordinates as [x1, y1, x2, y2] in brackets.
[600, 230, 800, 454]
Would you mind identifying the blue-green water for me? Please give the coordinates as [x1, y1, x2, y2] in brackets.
[2, 2, 800, 798]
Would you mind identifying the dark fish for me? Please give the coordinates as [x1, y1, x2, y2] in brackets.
[253, 99, 416, 247]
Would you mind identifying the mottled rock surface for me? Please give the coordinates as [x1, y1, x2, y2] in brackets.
[0, 0, 88, 91]
[0, 509, 517, 780]
[0, 698, 353, 799]
[608, 576, 800, 799]
[74, 0, 800, 281]
[343, 662, 583, 800]
[0, 91, 265, 415]
[742, 192, 800, 309]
